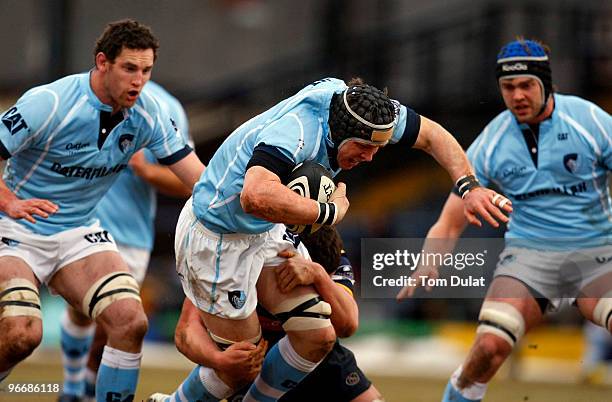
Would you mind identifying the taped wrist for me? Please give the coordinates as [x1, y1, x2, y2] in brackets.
[456, 175, 481, 198]
[315, 202, 338, 226]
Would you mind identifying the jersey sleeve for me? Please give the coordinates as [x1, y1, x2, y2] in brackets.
[145, 105, 192, 165]
[0, 88, 58, 159]
[332, 252, 355, 295]
[465, 130, 492, 188]
[389, 101, 421, 148]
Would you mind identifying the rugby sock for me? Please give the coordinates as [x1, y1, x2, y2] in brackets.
[243, 336, 319, 402]
[441, 366, 487, 402]
[166, 365, 232, 401]
[97, 346, 141, 402]
[83, 367, 97, 401]
[59, 311, 95, 397]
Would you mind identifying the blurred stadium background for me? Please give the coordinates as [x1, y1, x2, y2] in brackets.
[1, 0, 611, 401]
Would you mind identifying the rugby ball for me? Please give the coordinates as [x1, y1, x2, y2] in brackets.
[285, 161, 336, 234]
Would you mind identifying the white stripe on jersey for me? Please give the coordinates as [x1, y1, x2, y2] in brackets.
[559, 111, 601, 157]
[591, 105, 611, 147]
[14, 88, 59, 155]
[484, 116, 512, 178]
[15, 94, 88, 193]
[156, 114, 172, 156]
[286, 113, 304, 159]
[209, 193, 238, 209]
[309, 118, 324, 160]
[133, 103, 155, 130]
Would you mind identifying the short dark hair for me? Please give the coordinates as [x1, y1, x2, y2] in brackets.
[94, 19, 159, 63]
[300, 226, 343, 274]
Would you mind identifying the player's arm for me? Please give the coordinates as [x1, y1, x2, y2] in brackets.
[166, 151, 206, 191]
[174, 298, 264, 383]
[276, 250, 359, 337]
[242, 165, 349, 226]
[413, 116, 512, 227]
[396, 192, 468, 300]
[0, 95, 59, 222]
[129, 150, 191, 197]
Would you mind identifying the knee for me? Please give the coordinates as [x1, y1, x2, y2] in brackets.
[290, 326, 336, 362]
[474, 333, 512, 363]
[100, 301, 148, 344]
[1, 317, 42, 361]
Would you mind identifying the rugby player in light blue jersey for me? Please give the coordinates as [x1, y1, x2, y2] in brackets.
[397, 38, 612, 402]
[57, 80, 193, 402]
[171, 78, 510, 402]
[0, 20, 205, 402]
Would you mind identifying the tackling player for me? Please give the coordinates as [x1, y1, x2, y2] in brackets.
[149, 226, 385, 402]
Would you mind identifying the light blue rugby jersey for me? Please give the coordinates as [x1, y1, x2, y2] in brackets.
[95, 81, 191, 250]
[468, 94, 612, 242]
[192, 77, 418, 234]
[0, 72, 191, 235]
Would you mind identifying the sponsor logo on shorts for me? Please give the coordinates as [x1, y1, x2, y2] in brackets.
[1, 237, 20, 247]
[595, 255, 612, 264]
[83, 230, 113, 244]
[345, 372, 360, 386]
[228, 290, 246, 309]
[499, 254, 516, 265]
[118, 134, 135, 153]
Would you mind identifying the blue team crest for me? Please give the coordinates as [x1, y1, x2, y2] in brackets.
[563, 153, 578, 173]
[228, 290, 246, 309]
[118, 134, 135, 153]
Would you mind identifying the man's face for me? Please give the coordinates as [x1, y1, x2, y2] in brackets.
[336, 140, 380, 170]
[499, 77, 544, 124]
[99, 47, 154, 110]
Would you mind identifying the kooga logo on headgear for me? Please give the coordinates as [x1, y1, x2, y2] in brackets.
[502, 63, 528, 72]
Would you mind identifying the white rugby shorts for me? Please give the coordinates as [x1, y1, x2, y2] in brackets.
[115, 243, 150, 285]
[174, 199, 306, 320]
[494, 244, 612, 310]
[0, 217, 119, 284]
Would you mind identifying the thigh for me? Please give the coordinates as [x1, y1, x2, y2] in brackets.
[48, 250, 130, 314]
[485, 276, 544, 331]
[577, 271, 612, 322]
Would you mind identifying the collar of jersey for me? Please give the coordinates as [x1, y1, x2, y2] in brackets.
[81, 70, 133, 119]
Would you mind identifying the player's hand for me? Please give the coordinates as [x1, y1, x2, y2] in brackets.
[4, 198, 59, 223]
[463, 187, 512, 228]
[396, 264, 440, 300]
[216, 340, 268, 384]
[330, 182, 349, 224]
[276, 249, 322, 292]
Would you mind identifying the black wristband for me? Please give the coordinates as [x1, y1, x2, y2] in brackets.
[316, 202, 338, 225]
[456, 175, 481, 198]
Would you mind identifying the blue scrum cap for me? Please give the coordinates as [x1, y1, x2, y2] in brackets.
[495, 39, 552, 110]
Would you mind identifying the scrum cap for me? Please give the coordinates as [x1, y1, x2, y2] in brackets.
[496, 39, 552, 111]
[329, 84, 397, 149]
